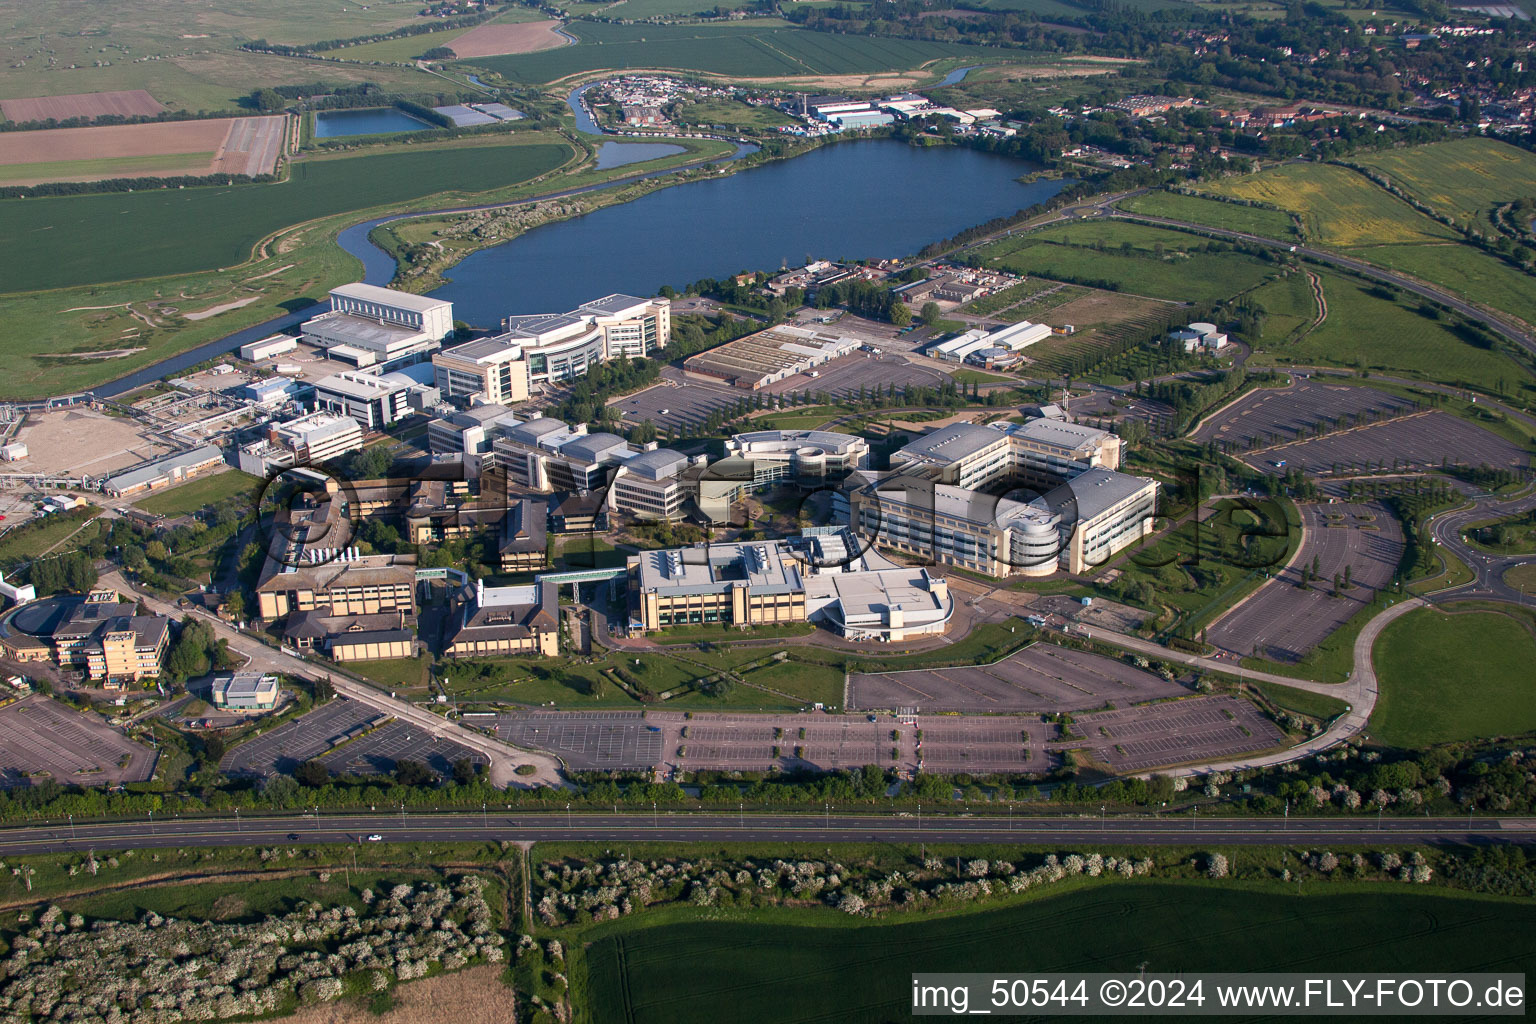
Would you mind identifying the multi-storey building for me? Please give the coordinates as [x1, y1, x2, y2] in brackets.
[255, 548, 417, 621]
[724, 429, 870, 486]
[264, 412, 365, 467]
[443, 579, 560, 658]
[312, 370, 427, 430]
[327, 283, 454, 340]
[855, 418, 1152, 577]
[608, 449, 690, 520]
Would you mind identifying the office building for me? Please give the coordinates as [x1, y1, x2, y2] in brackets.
[269, 412, 365, 466]
[608, 449, 690, 520]
[433, 294, 669, 396]
[312, 370, 422, 430]
[444, 579, 559, 658]
[725, 429, 869, 486]
[854, 417, 1152, 577]
[283, 610, 414, 662]
[211, 672, 279, 711]
[426, 404, 518, 457]
[255, 548, 417, 621]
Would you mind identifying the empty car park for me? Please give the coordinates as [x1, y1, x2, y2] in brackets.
[319, 720, 486, 778]
[1193, 380, 1413, 452]
[485, 711, 663, 770]
[220, 698, 380, 778]
[757, 353, 950, 401]
[1204, 501, 1404, 662]
[1061, 697, 1286, 773]
[1242, 411, 1528, 477]
[847, 643, 1185, 713]
[0, 694, 155, 788]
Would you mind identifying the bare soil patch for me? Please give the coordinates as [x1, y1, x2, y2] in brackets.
[283, 964, 513, 1024]
[0, 115, 284, 184]
[0, 89, 164, 123]
[448, 19, 568, 57]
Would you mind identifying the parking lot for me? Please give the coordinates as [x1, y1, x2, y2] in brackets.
[1204, 501, 1404, 662]
[1193, 380, 1413, 451]
[320, 719, 487, 778]
[919, 719, 1057, 774]
[1242, 411, 1529, 477]
[1060, 697, 1285, 773]
[484, 711, 663, 770]
[611, 371, 747, 433]
[757, 353, 951, 401]
[0, 694, 155, 788]
[221, 698, 381, 777]
[847, 643, 1186, 713]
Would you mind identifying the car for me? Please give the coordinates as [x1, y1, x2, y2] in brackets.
[366, 834, 383, 842]
[287, 833, 299, 841]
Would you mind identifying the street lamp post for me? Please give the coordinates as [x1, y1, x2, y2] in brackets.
[68, 813, 74, 841]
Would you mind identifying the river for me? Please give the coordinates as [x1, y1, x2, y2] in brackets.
[427, 140, 1067, 325]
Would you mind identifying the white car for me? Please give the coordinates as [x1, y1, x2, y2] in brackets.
[366, 834, 383, 842]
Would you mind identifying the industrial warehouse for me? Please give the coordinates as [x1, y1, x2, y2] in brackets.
[682, 324, 861, 390]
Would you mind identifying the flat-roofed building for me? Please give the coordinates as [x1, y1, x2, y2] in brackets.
[211, 671, 279, 710]
[489, 421, 629, 493]
[302, 313, 440, 371]
[104, 445, 224, 498]
[240, 335, 298, 362]
[83, 615, 171, 687]
[270, 412, 364, 466]
[328, 283, 454, 340]
[803, 562, 952, 642]
[629, 540, 806, 632]
[725, 429, 869, 486]
[426, 404, 518, 456]
[444, 579, 559, 658]
[432, 335, 532, 404]
[255, 549, 417, 621]
[682, 325, 858, 390]
[312, 370, 417, 429]
[609, 448, 690, 520]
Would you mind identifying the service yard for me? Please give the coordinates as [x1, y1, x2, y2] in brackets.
[0, 694, 156, 788]
[847, 643, 1186, 713]
[1204, 501, 1404, 663]
[12, 406, 175, 478]
[0, 114, 285, 186]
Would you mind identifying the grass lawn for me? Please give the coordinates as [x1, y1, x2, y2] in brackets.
[133, 470, 262, 517]
[580, 884, 1536, 1024]
[1196, 162, 1459, 247]
[738, 659, 845, 706]
[342, 655, 431, 690]
[1350, 137, 1536, 234]
[1248, 271, 1318, 346]
[1503, 562, 1536, 592]
[1119, 189, 1299, 239]
[0, 138, 572, 293]
[650, 622, 817, 645]
[459, 22, 1022, 85]
[1371, 606, 1536, 747]
[1251, 680, 1348, 721]
[671, 96, 798, 131]
[0, 506, 100, 566]
[1280, 272, 1528, 393]
[972, 220, 1277, 303]
[1344, 242, 1536, 338]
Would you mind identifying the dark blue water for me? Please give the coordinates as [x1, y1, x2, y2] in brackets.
[315, 107, 432, 138]
[429, 140, 1067, 325]
[596, 141, 687, 170]
[938, 65, 978, 87]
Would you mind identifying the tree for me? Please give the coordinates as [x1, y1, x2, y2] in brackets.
[295, 759, 331, 787]
[451, 758, 481, 785]
[165, 619, 216, 680]
[122, 545, 148, 572]
[347, 444, 392, 480]
[919, 301, 942, 326]
[889, 302, 912, 328]
[313, 676, 335, 703]
[250, 88, 285, 112]
[225, 589, 245, 622]
[394, 759, 435, 786]
[202, 732, 227, 765]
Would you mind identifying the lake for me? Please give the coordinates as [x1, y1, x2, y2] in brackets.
[429, 139, 1067, 326]
[596, 141, 687, 170]
[314, 107, 433, 139]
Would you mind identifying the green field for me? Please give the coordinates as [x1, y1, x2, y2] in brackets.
[342, 654, 432, 689]
[0, 139, 572, 294]
[583, 885, 1536, 1024]
[1344, 242, 1536, 337]
[133, 469, 262, 516]
[971, 220, 1278, 303]
[1198, 162, 1459, 248]
[1351, 138, 1536, 234]
[1252, 680, 1348, 720]
[0, 0, 440, 113]
[459, 22, 1020, 84]
[1504, 562, 1536, 592]
[600, 0, 733, 16]
[1247, 271, 1318, 345]
[0, 507, 99, 566]
[1119, 189, 1299, 240]
[670, 96, 798, 131]
[1280, 272, 1527, 393]
[0, 151, 219, 187]
[1371, 606, 1536, 747]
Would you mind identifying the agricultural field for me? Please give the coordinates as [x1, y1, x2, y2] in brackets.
[1351, 137, 1536, 234]
[0, 115, 285, 186]
[0, 89, 164, 122]
[582, 885, 1536, 1024]
[459, 21, 1021, 85]
[1344, 242, 1536, 335]
[1006, 288, 1174, 376]
[602, 0, 740, 15]
[446, 18, 570, 58]
[1118, 189, 1300, 239]
[1277, 272, 1528, 393]
[132, 469, 262, 516]
[971, 219, 1279, 303]
[0, 136, 572, 293]
[1197, 162, 1459, 247]
[1371, 606, 1536, 747]
[0, 0, 441, 112]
